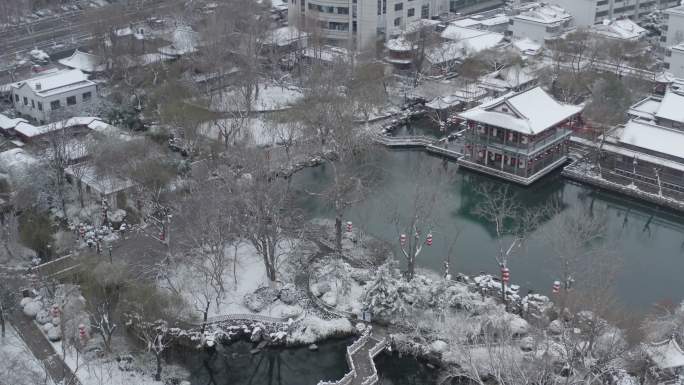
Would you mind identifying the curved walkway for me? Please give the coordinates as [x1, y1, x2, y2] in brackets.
[319, 330, 387, 385]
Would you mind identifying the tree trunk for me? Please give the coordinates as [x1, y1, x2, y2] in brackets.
[201, 301, 210, 333]
[0, 310, 5, 338]
[407, 256, 415, 281]
[334, 216, 342, 254]
[155, 353, 162, 381]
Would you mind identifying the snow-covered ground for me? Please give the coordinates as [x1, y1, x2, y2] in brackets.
[167, 240, 305, 320]
[0, 324, 52, 385]
[199, 117, 300, 147]
[210, 84, 302, 112]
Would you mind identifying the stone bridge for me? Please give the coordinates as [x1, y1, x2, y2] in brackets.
[318, 329, 387, 385]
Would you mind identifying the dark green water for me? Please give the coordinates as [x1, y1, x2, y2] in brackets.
[179, 339, 439, 385]
[293, 149, 684, 310]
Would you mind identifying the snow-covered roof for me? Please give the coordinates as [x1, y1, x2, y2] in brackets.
[14, 117, 100, 139]
[514, 3, 571, 25]
[402, 19, 440, 35]
[591, 19, 647, 41]
[478, 65, 538, 92]
[441, 25, 491, 41]
[480, 15, 510, 27]
[11, 69, 94, 97]
[452, 18, 481, 28]
[386, 37, 414, 52]
[303, 46, 351, 63]
[65, 164, 136, 196]
[645, 338, 684, 370]
[263, 26, 308, 47]
[628, 96, 662, 121]
[665, 5, 684, 16]
[0, 113, 28, 131]
[58, 50, 106, 73]
[610, 119, 684, 161]
[426, 33, 504, 65]
[426, 88, 488, 109]
[158, 26, 199, 57]
[459, 86, 583, 134]
[512, 38, 543, 56]
[655, 90, 684, 124]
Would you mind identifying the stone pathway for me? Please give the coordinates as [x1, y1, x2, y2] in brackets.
[9, 310, 82, 385]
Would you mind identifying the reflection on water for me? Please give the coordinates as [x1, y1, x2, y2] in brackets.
[178, 339, 439, 385]
[293, 149, 684, 310]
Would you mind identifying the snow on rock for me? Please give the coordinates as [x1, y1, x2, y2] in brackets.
[321, 291, 338, 307]
[23, 300, 42, 317]
[278, 284, 298, 305]
[47, 326, 62, 341]
[19, 297, 33, 307]
[548, 319, 563, 335]
[36, 309, 52, 324]
[288, 316, 354, 345]
[429, 340, 448, 354]
[311, 282, 331, 297]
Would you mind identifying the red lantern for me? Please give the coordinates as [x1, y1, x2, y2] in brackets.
[552, 281, 561, 294]
[79, 227, 85, 238]
[501, 267, 510, 283]
[159, 232, 165, 241]
[78, 324, 89, 341]
[50, 304, 61, 318]
[426, 233, 433, 246]
[346, 221, 353, 233]
[400, 234, 407, 247]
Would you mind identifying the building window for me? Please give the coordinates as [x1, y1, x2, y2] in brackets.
[382, 0, 386, 14]
[37, 102, 43, 111]
[394, 17, 401, 26]
[14, 94, 19, 103]
[83, 91, 92, 101]
[67, 96, 77, 106]
[407, 7, 414, 16]
[421, 4, 429, 18]
[338, 6, 349, 14]
[50, 100, 61, 110]
[31, 100, 35, 108]
[394, 3, 402, 11]
[23, 97, 28, 106]
[666, 50, 672, 57]
[664, 62, 671, 69]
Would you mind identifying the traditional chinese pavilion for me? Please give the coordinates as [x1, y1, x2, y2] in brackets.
[458, 87, 583, 185]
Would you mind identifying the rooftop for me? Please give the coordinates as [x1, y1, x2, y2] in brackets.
[609, 119, 684, 160]
[0, 114, 28, 131]
[514, 4, 571, 25]
[65, 164, 136, 196]
[656, 89, 684, 123]
[14, 117, 100, 139]
[644, 338, 684, 370]
[459, 86, 583, 134]
[591, 19, 646, 41]
[427, 32, 504, 64]
[10, 69, 94, 97]
[263, 26, 308, 47]
[665, 5, 684, 16]
[57, 50, 106, 73]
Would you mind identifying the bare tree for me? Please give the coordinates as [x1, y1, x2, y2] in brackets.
[473, 183, 540, 308]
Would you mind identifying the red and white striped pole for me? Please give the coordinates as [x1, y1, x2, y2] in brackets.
[501, 267, 510, 284]
[400, 234, 407, 247]
[552, 281, 561, 294]
[346, 221, 353, 233]
[426, 233, 433, 246]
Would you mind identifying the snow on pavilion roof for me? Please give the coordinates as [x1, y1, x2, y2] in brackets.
[458, 86, 582, 135]
[645, 338, 684, 370]
[609, 119, 684, 161]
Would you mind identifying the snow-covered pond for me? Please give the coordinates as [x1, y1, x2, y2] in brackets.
[293, 149, 684, 311]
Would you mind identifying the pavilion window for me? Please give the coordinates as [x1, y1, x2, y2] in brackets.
[521, 136, 528, 144]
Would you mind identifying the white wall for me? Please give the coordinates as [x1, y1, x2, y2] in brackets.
[666, 47, 684, 78]
[665, 11, 684, 48]
[510, 18, 551, 45]
[548, 0, 597, 27]
[12, 84, 98, 123]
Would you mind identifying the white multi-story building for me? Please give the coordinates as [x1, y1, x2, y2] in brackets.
[549, 0, 680, 28]
[665, 42, 684, 77]
[10, 69, 98, 124]
[663, 5, 684, 48]
[287, 0, 503, 50]
[509, 3, 573, 45]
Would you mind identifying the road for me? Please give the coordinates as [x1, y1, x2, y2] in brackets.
[0, 0, 183, 68]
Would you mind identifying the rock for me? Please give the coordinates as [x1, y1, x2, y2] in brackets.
[117, 354, 134, 371]
[52, 317, 61, 326]
[355, 323, 366, 333]
[42, 323, 54, 332]
[47, 326, 62, 341]
[519, 336, 534, 352]
[548, 320, 563, 335]
[243, 293, 268, 313]
[429, 340, 448, 354]
[180, 382, 191, 385]
[278, 305, 303, 319]
[20, 297, 33, 307]
[250, 348, 261, 355]
[321, 291, 337, 307]
[23, 301, 43, 318]
[257, 341, 268, 349]
[279, 284, 298, 305]
[308, 344, 318, 351]
[251, 327, 263, 342]
[311, 282, 331, 298]
[36, 310, 52, 325]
